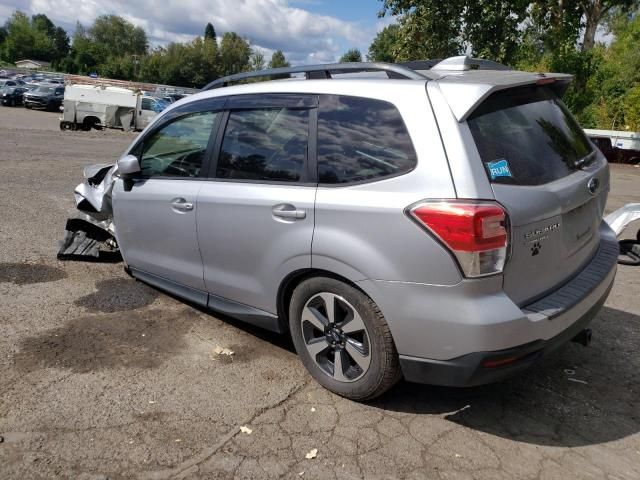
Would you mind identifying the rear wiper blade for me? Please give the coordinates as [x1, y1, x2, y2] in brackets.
[574, 151, 596, 169]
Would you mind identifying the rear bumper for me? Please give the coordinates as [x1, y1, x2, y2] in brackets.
[399, 279, 612, 386]
[358, 222, 618, 387]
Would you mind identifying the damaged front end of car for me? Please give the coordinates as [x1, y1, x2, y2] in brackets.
[58, 163, 121, 261]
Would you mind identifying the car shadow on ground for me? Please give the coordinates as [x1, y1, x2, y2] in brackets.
[23, 264, 636, 450]
[192, 294, 639, 448]
[194, 298, 639, 448]
[369, 306, 640, 448]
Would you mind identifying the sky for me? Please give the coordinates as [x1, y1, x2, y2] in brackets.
[0, 0, 393, 64]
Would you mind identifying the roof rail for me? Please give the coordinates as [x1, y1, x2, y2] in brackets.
[431, 55, 511, 72]
[399, 59, 442, 71]
[202, 62, 428, 91]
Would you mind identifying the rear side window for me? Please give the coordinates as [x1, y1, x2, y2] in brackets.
[216, 107, 309, 182]
[317, 95, 417, 184]
[468, 86, 593, 186]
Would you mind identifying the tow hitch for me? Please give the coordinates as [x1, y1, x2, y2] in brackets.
[572, 328, 592, 347]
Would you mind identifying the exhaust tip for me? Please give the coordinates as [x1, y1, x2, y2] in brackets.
[572, 328, 592, 347]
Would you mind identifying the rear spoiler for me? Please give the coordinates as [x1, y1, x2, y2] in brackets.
[436, 72, 573, 122]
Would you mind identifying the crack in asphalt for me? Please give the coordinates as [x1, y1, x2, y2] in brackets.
[137, 379, 310, 480]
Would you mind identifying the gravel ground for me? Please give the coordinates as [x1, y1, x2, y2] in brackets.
[0, 106, 639, 480]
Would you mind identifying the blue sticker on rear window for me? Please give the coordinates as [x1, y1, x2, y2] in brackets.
[486, 159, 512, 180]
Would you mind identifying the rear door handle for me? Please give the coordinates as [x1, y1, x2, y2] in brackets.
[272, 204, 306, 220]
[171, 198, 194, 212]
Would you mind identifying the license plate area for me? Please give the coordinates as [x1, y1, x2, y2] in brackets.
[563, 199, 598, 255]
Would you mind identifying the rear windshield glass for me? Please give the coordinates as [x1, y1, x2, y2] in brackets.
[468, 86, 593, 186]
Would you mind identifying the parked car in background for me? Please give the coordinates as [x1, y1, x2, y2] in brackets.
[24, 84, 65, 111]
[1, 86, 28, 106]
[0, 79, 19, 88]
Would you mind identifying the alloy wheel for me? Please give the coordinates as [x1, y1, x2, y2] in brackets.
[301, 292, 371, 382]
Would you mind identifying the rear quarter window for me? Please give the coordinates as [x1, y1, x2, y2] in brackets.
[317, 95, 417, 184]
[468, 86, 593, 186]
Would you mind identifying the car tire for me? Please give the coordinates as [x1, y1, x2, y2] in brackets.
[25, 103, 31, 109]
[289, 276, 402, 401]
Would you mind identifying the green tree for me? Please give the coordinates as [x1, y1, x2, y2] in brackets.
[268, 50, 290, 68]
[339, 48, 363, 63]
[31, 13, 55, 38]
[89, 15, 147, 58]
[464, 0, 529, 63]
[250, 50, 266, 70]
[580, 0, 638, 51]
[379, 0, 464, 60]
[379, 0, 529, 64]
[367, 24, 400, 62]
[2, 11, 57, 62]
[52, 27, 70, 59]
[623, 84, 640, 130]
[219, 32, 251, 76]
[584, 12, 640, 128]
[205, 22, 217, 41]
[63, 16, 148, 77]
[139, 36, 219, 87]
[69, 22, 104, 74]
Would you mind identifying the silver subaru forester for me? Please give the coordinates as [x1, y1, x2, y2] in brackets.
[107, 57, 617, 400]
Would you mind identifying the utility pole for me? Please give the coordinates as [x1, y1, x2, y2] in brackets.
[132, 54, 140, 80]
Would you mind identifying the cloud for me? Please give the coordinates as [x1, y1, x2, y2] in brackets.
[1, 0, 377, 64]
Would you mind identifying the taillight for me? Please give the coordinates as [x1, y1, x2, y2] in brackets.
[408, 201, 508, 278]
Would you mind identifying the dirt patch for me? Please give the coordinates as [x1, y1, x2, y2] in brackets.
[0, 262, 67, 285]
[15, 308, 199, 373]
[74, 278, 159, 313]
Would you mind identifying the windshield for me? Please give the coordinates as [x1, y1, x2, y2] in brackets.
[468, 86, 594, 186]
[35, 86, 56, 93]
[154, 99, 168, 112]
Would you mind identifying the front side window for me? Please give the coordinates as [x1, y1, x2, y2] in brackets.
[141, 98, 154, 111]
[139, 111, 218, 178]
[468, 86, 594, 186]
[317, 95, 417, 184]
[216, 107, 309, 182]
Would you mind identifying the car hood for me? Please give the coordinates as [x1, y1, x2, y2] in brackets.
[25, 91, 53, 98]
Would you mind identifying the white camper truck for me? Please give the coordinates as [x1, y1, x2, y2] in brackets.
[60, 84, 167, 132]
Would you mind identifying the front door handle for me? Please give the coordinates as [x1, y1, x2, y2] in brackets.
[272, 204, 306, 220]
[171, 198, 194, 212]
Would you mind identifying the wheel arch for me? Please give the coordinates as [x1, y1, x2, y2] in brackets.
[82, 115, 102, 127]
[277, 268, 374, 334]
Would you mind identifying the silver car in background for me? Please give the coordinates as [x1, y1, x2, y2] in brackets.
[99, 57, 616, 400]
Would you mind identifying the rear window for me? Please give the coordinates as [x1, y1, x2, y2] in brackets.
[468, 86, 593, 186]
[317, 95, 417, 184]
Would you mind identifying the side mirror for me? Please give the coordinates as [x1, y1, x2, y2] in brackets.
[117, 154, 141, 176]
